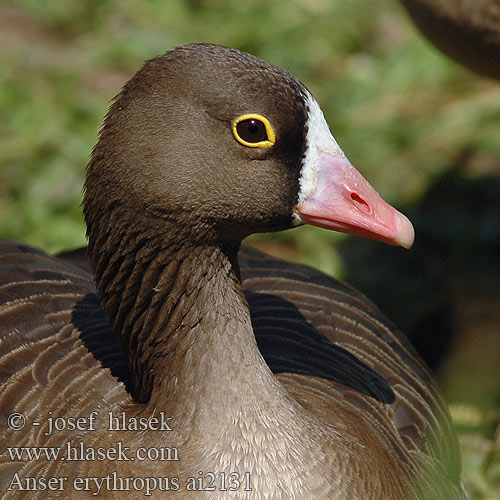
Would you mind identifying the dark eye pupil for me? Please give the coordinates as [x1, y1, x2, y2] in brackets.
[236, 119, 268, 143]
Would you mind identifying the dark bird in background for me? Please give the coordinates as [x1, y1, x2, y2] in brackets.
[399, 0, 500, 80]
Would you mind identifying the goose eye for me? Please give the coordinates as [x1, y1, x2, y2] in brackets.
[238, 119, 267, 143]
[232, 114, 276, 148]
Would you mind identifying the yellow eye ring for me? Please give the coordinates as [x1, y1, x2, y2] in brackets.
[232, 114, 276, 148]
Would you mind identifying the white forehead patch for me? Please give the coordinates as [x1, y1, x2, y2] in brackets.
[293, 93, 346, 225]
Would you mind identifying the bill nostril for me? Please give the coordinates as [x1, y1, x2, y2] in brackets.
[350, 192, 371, 214]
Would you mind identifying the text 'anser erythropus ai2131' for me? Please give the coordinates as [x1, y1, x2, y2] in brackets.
[0, 44, 468, 499]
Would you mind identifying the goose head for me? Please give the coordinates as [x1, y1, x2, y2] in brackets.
[84, 43, 414, 272]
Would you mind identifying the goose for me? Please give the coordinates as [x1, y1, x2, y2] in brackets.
[399, 0, 500, 79]
[0, 43, 467, 499]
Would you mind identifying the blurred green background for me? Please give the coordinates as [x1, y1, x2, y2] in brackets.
[1, 0, 499, 496]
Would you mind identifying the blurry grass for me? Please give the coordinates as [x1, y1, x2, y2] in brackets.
[1, 0, 499, 497]
[451, 404, 500, 499]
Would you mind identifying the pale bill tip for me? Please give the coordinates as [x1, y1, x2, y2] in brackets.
[393, 212, 415, 249]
